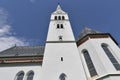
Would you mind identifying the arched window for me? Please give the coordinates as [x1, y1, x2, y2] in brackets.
[62, 16, 65, 20]
[61, 24, 63, 28]
[58, 16, 61, 20]
[26, 71, 34, 80]
[101, 43, 120, 70]
[82, 50, 97, 77]
[61, 57, 63, 61]
[59, 73, 66, 80]
[16, 71, 24, 80]
[57, 24, 60, 28]
[55, 16, 57, 20]
[59, 36, 63, 41]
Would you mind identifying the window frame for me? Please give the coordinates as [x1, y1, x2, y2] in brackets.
[57, 24, 60, 28]
[54, 16, 57, 20]
[59, 73, 66, 80]
[59, 36, 63, 41]
[82, 49, 98, 77]
[61, 24, 64, 28]
[15, 71, 25, 80]
[58, 16, 61, 20]
[56, 24, 64, 29]
[101, 43, 120, 70]
[62, 16, 65, 20]
[26, 71, 34, 80]
[61, 57, 63, 61]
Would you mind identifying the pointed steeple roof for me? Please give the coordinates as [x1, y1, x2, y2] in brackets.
[78, 27, 101, 40]
[56, 4, 62, 10]
[53, 4, 66, 14]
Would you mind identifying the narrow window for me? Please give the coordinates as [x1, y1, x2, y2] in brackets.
[59, 73, 66, 80]
[62, 16, 65, 20]
[27, 71, 34, 80]
[59, 36, 63, 41]
[61, 24, 64, 28]
[57, 24, 60, 28]
[58, 16, 61, 20]
[83, 50, 97, 77]
[61, 57, 63, 61]
[16, 72, 24, 80]
[55, 16, 57, 20]
[102, 44, 120, 70]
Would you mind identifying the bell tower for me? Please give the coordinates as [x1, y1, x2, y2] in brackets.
[46, 5, 75, 42]
[41, 5, 87, 80]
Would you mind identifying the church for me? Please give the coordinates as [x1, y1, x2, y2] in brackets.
[0, 5, 120, 80]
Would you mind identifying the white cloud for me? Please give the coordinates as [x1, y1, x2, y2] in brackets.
[0, 25, 11, 36]
[0, 7, 29, 52]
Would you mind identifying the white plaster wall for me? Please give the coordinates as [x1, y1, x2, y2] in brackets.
[98, 76, 120, 80]
[105, 76, 120, 80]
[41, 43, 87, 80]
[99, 77, 111, 80]
[90, 37, 120, 72]
[78, 40, 106, 78]
[0, 65, 42, 80]
[78, 37, 120, 79]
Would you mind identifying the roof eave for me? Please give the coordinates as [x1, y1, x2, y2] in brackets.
[77, 33, 118, 46]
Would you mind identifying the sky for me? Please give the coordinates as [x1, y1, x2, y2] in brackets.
[0, 0, 120, 51]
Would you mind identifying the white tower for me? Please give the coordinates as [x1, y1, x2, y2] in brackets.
[41, 5, 87, 80]
[77, 27, 120, 80]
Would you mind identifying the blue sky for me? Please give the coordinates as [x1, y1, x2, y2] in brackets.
[0, 0, 120, 51]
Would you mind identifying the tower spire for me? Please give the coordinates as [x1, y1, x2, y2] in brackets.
[56, 4, 62, 10]
[41, 5, 87, 80]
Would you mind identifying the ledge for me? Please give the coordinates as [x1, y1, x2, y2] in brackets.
[0, 56, 43, 64]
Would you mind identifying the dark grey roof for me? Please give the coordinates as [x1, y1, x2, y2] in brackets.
[0, 46, 44, 57]
[77, 27, 100, 40]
